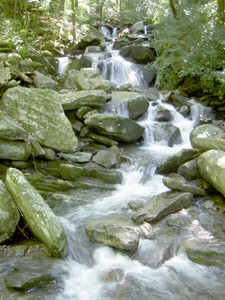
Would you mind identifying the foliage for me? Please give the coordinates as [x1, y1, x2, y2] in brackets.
[151, 1, 225, 98]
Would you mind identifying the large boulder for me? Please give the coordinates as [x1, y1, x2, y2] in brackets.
[130, 21, 144, 33]
[119, 45, 155, 64]
[33, 71, 58, 90]
[84, 113, 144, 142]
[132, 191, 192, 223]
[86, 216, 153, 251]
[0, 66, 11, 88]
[60, 90, 109, 111]
[197, 150, 225, 197]
[0, 139, 31, 161]
[190, 124, 225, 151]
[0, 180, 20, 243]
[73, 68, 115, 92]
[102, 91, 149, 119]
[0, 87, 78, 153]
[151, 122, 182, 147]
[5, 168, 68, 258]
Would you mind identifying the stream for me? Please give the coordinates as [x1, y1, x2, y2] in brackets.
[52, 31, 225, 300]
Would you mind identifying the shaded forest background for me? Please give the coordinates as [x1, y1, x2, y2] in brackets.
[0, 0, 225, 103]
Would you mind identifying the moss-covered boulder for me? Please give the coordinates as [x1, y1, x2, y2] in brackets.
[0, 139, 31, 161]
[190, 124, 225, 151]
[73, 68, 115, 92]
[5, 168, 68, 258]
[0, 66, 11, 88]
[60, 90, 109, 111]
[33, 71, 58, 90]
[197, 150, 225, 197]
[84, 113, 144, 142]
[102, 91, 149, 119]
[0, 180, 20, 243]
[119, 45, 155, 64]
[0, 87, 78, 153]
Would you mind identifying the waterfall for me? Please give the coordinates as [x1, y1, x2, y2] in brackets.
[57, 57, 70, 74]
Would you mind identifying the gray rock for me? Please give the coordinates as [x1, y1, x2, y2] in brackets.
[0, 111, 29, 141]
[197, 149, 225, 197]
[6, 168, 68, 258]
[92, 149, 119, 168]
[162, 173, 205, 196]
[177, 159, 201, 180]
[151, 122, 181, 147]
[60, 90, 109, 111]
[33, 70, 58, 90]
[89, 132, 119, 147]
[154, 104, 173, 122]
[130, 21, 144, 33]
[74, 68, 115, 92]
[0, 87, 78, 153]
[190, 124, 225, 151]
[86, 216, 153, 251]
[103, 91, 149, 119]
[0, 180, 20, 243]
[132, 191, 192, 223]
[84, 113, 144, 142]
[156, 149, 200, 174]
[119, 45, 155, 64]
[57, 152, 92, 163]
[0, 139, 31, 161]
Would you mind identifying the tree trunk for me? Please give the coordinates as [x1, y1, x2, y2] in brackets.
[169, 0, 178, 19]
[218, 0, 225, 22]
[71, 0, 78, 41]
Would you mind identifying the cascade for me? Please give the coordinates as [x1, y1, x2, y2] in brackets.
[12, 27, 225, 300]
[58, 57, 70, 74]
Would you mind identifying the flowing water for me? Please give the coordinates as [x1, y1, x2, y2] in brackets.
[13, 30, 225, 299]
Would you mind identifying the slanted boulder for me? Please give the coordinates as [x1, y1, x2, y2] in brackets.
[0, 66, 11, 88]
[0, 111, 29, 141]
[86, 216, 153, 251]
[5, 168, 68, 258]
[33, 71, 58, 90]
[84, 113, 144, 142]
[132, 191, 192, 224]
[0, 180, 20, 243]
[151, 122, 181, 147]
[0, 87, 78, 153]
[197, 150, 225, 197]
[60, 90, 109, 111]
[73, 68, 115, 92]
[190, 124, 225, 151]
[102, 91, 149, 119]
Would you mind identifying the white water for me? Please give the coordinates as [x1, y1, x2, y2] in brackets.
[52, 89, 223, 299]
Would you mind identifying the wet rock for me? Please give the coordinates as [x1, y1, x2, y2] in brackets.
[197, 149, 225, 197]
[156, 149, 200, 174]
[6, 168, 68, 258]
[103, 91, 149, 119]
[4, 261, 61, 290]
[162, 173, 205, 196]
[183, 238, 225, 270]
[73, 68, 115, 92]
[119, 45, 155, 64]
[177, 159, 201, 180]
[86, 216, 153, 251]
[132, 191, 192, 223]
[190, 124, 225, 151]
[89, 132, 119, 147]
[151, 122, 181, 147]
[0, 110, 29, 140]
[60, 90, 109, 110]
[154, 104, 173, 122]
[59, 163, 122, 184]
[66, 54, 93, 71]
[84, 113, 144, 142]
[0, 86, 78, 153]
[33, 70, 58, 90]
[0, 180, 20, 243]
[0, 139, 31, 161]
